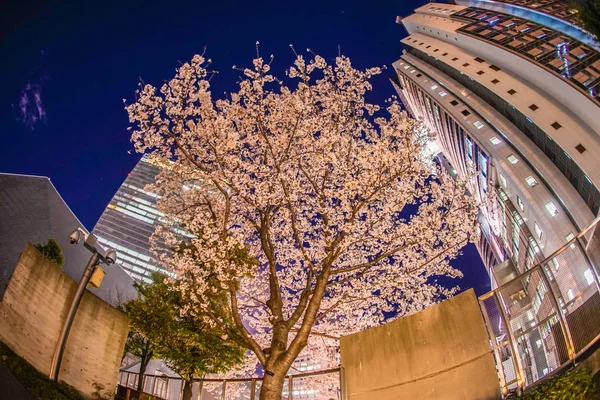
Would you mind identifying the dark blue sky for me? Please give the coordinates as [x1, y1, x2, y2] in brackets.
[0, 0, 490, 296]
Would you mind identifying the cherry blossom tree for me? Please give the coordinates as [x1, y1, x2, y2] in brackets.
[125, 45, 477, 400]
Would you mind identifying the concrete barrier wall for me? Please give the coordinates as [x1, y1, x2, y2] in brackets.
[340, 289, 501, 400]
[0, 244, 129, 397]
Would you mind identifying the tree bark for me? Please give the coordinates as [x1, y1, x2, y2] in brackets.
[182, 379, 193, 400]
[137, 343, 152, 393]
[259, 370, 286, 400]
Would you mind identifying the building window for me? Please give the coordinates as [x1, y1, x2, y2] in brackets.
[517, 196, 524, 211]
[535, 222, 542, 239]
[525, 176, 538, 187]
[498, 188, 508, 201]
[452, 57, 459, 61]
[499, 172, 507, 188]
[507, 154, 518, 164]
[466, 137, 474, 160]
[477, 70, 485, 75]
[575, 144, 586, 154]
[474, 121, 484, 129]
[528, 236, 541, 255]
[450, 100, 459, 106]
[566, 232, 575, 242]
[584, 268, 595, 285]
[439, 91, 448, 97]
[489, 65, 501, 71]
[461, 109, 471, 116]
[545, 201, 559, 216]
[480, 153, 488, 176]
[475, 57, 485, 63]
[551, 121, 562, 130]
[529, 104, 539, 111]
[442, 52, 448, 56]
[513, 211, 524, 226]
[491, 79, 500, 84]
[463, 63, 470, 67]
[416, 73, 422, 78]
[508, 89, 516, 95]
[490, 136, 501, 145]
[431, 84, 438, 90]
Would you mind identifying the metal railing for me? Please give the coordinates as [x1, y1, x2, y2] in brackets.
[479, 215, 600, 396]
[117, 367, 343, 400]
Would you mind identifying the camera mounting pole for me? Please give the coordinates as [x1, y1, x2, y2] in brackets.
[49, 229, 117, 382]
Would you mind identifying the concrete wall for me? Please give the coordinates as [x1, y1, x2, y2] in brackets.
[340, 289, 500, 400]
[0, 244, 129, 397]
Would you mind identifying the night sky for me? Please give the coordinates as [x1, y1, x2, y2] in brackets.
[0, 0, 490, 296]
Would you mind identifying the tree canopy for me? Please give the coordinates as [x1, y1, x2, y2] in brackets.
[125, 47, 477, 399]
[123, 272, 245, 397]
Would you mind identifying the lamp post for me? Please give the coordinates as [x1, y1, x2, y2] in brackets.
[49, 228, 117, 381]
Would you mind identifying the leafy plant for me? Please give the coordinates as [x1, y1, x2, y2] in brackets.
[35, 238, 65, 267]
[517, 368, 597, 400]
[122, 271, 245, 399]
[570, 0, 600, 42]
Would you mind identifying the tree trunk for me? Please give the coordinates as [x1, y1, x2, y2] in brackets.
[259, 371, 285, 400]
[182, 379, 193, 400]
[137, 349, 151, 393]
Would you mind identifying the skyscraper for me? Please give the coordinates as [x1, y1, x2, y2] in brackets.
[393, 2, 600, 386]
[393, 0, 600, 288]
[92, 155, 167, 283]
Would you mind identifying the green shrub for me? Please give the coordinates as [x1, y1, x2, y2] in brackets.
[35, 238, 65, 267]
[0, 341, 84, 399]
[517, 368, 597, 400]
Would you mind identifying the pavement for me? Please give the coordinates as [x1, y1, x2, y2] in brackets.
[0, 361, 33, 400]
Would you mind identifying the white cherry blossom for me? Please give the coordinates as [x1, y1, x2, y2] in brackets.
[126, 50, 477, 400]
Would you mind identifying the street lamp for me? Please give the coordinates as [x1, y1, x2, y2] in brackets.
[49, 228, 118, 381]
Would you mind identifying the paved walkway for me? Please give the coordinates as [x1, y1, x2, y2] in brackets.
[0, 361, 33, 400]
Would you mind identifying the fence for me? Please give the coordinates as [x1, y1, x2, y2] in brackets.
[479, 215, 600, 395]
[117, 367, 343, 400]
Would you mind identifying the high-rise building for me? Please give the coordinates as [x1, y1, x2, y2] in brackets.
[393, 1, 600, 386]
[92, 155, 167, 283]
[393, 0, 600, 287]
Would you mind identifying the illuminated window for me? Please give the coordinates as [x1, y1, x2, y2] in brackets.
[528, 237, 540, 254]
[507, 154, 518, 164]
[565, 232, 575, 242]
[474, 121, 485, 129]
[534, 223, 542, 239]
[584, 268, 594, 285]
[499, 173, 507, 188]
[466, 137, 473, 160]
[545, 201, 559, 216]
[517, 196, 524, 211]
[431, 84, 438, 90]
[498, 188, 508, 201]
[439, 91, 448, 97]
[525, 176, 538, 187]
[567, 289, 574, 301]
[490, 136, 501, 145]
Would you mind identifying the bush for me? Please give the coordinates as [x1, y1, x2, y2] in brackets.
[0, 341, 84, 399]
[517, 368, 597, 400]
[35, 238, 65, 267]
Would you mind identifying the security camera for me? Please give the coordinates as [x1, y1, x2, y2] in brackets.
[68, 229, 82, 245]
[104, 248, 117, 265]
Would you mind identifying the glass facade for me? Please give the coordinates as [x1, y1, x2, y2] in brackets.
[395, 62, 545, 275]
[451, 7, 600, 103]
[93, 155, 167, 282]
